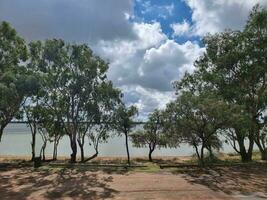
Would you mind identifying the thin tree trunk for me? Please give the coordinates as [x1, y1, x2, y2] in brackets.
[125, 133, 130, 165]
[84, 152, 98, 162]
[52, 136, 58, 160]
[200, 145, 205, 166]
[148, 143, 155, 162]
[40, 141, 47, 161]
[77, 140, 84, 162]
[0, 126, 4, 142]
[31, 125, 36, 161]
[193, 144, 201, 161]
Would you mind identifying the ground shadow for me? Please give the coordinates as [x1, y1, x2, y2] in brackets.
[0, 166, 119, 200]
[174, 163, 267, 195]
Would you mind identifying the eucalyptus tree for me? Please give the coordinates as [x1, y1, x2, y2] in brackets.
[164, 91, 229, 165]
[131, 109, 167, 162]
[190, 6, 267, 160]
[112, 105, 138, 165]
[30, 39, 118, 163]
[78, 81, 121, 162]
[0, 21, 37, 141]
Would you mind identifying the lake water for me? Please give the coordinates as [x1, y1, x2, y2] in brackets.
[0, 123, 235, 157]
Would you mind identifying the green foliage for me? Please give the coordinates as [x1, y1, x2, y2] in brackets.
[0, 21, 39, 141]
[112, 104, 138, 135]
[131, 109, 167, 161]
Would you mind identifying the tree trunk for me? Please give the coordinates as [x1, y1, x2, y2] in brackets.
[236, 134, 253, 162]
[148, 148, 153, 162]
[0, 126, 4, 142]
[31, 126, 36, 161]
[148, 143, 155, 162]
[83, 152, 98, 162]
[40, 141, 47, 161]
[261, 148, 267, 160]
[125, 133, 130, 165]
[200, 145, 205, 166]
[69, 135, 77, 163]
[78, 140, 84, 162]
[52, 137, 59, 161]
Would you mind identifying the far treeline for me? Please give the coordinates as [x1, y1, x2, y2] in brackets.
[0, 6, 266, 165]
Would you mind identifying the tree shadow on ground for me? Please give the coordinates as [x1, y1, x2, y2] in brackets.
[0, 167, 119, 200]
[174, 164, 267, 195]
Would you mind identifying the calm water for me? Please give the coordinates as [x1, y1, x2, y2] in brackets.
[0, 124, 235, 157]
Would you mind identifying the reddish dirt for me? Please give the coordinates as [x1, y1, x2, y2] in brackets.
[0, 168, 236, 200]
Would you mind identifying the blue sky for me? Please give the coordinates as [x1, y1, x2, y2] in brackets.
[133, 0, 200, 44]
[0, 0, 266, 119]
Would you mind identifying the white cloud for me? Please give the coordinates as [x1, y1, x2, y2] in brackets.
[122, 85, 175, 119]
[171, 20, 191, 36]
[184, 0, 267, 36]
[95, 22, 205, 116]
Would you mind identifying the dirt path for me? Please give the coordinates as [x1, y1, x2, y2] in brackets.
[106, 172, 233, 200]
[0, 168, 238, 200]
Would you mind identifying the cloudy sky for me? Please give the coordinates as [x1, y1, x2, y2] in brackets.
[0, 0, 266, 119]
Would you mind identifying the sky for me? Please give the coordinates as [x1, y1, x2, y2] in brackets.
[0, 0, 266, 119]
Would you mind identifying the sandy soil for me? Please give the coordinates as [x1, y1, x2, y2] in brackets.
[0, 168, 234, 200]
[0, 156, 266, 199]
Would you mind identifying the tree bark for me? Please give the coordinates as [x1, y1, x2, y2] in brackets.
[52, 136, 59, 161]
[0, 126, 4, 142]
[234, 130, 254, 162]
[148, 148, 153, 162]
[83, 152, 98, 162]
[148, 143, 155, 162]
[125, 133, 130, 165]
[40, 141, 47, 161]
[261, 148, 267, 160]
[77, 140, 84, 162]
[200, 145, 205, 166]
[69, 134, 77, 163]
[31, 125, 36, 161]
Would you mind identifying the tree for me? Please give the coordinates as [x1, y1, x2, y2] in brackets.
[131, 109, 167, 162]
[194, 6, 267, 160]
[0, 21, 36, 141]
[222, 105, 255, 162]
[164, 91, 228, 165]
[112, 105, 138, 165]
[29, 39, 119, 163]
[77, 81, 121, 162]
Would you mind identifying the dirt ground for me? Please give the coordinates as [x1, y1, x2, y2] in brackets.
[0, 155, 266, 200]
[0, 164, 266, 200]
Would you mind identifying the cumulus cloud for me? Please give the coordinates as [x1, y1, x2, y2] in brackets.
[2, 0, 261, 118]
[95, 22, 204, 115]
[184, 0, 267, 36]
[171, 20, 191, 36]
[122, 85, 175, 119]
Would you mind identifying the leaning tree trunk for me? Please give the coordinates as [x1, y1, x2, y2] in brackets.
[84, 151, 98, 162]
[125, 133, 130, 165]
